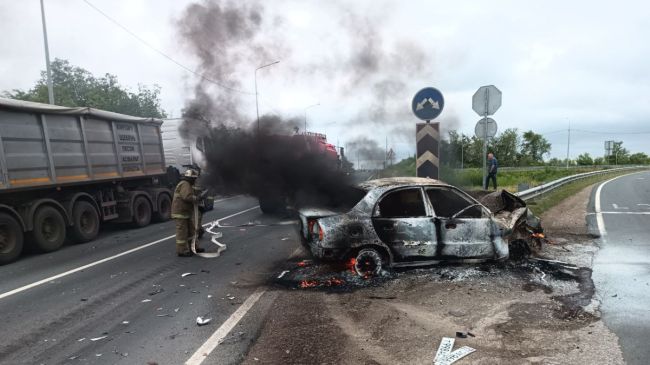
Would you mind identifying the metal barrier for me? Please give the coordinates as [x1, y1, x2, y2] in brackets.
[515, 166, 646, 201]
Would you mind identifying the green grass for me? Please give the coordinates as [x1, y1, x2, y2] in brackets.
[381, 157, 619, 192]
[526, 169, 645, 216]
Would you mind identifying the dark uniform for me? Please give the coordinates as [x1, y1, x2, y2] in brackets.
[172, 178, 198, 256]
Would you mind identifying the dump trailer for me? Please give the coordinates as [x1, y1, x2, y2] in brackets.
[0, 97, 175, 264]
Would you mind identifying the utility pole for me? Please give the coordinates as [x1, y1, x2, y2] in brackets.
[40, 0, 54, 104]
[254, 61, 280, 132]
[566, 120, 571, 169]
[460, 140, 464, 169]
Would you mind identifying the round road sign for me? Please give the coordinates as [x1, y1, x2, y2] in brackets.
[474, 118, 498, 139]
[411, 87, 445, 121]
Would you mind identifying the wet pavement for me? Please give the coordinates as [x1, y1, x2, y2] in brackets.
[592, 170, 650, 365]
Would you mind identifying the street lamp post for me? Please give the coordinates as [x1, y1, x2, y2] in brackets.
[40, 0, 54, 104]
[255, 60, 280, 132]
[304, 103, 320, 133]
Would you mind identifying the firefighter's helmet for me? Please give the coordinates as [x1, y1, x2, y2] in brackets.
[183, 168, 199, 179]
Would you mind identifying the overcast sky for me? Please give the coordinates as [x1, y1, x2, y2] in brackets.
[1, 0, 649, 163]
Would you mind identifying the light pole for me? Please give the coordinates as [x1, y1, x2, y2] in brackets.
[304, 103, 319, 133]
[40, 0, 54, 104]
[255, 60, 280, 132]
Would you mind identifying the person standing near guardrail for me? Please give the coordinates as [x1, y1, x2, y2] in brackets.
[485, 153, 498, 190]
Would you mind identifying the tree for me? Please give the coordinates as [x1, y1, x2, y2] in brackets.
[489, 128, 519, 167]
[3, 58, 166, 118]
[593, 157, 605, 165]
[519, 131, 551, 165]
[608, 142, 629, 165]
[576, 153, 593, 166]
[629, 152, 649, 165]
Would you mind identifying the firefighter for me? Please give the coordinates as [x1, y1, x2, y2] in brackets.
[172, 168, 204, 256]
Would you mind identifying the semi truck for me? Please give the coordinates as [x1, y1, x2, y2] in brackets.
[0, 97, 176, 264]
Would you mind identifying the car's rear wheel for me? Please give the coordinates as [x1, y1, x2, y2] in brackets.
[354, 248, 384, 277]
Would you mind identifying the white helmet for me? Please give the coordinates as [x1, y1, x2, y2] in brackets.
[183, 168, 199, 178]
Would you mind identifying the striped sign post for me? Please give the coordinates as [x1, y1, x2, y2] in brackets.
[416, 122, 440, 179]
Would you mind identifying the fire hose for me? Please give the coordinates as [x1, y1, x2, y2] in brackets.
[190, 200, 227, 258]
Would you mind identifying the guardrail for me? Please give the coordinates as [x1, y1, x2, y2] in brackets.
[515, 166, 646, 201]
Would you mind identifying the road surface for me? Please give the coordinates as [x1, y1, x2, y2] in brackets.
[0, 195, 299, 365]
[592, 170, 650, 365]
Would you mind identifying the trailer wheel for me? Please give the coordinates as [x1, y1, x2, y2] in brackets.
[153, 194, 171, 222]
[0, 213, 24, 264]
[29, 206, 66, 253]
[69, 201, 99, 243]
[132, 196, 152, 227]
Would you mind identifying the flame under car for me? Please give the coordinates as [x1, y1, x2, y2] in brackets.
[299, 177, 541, 276]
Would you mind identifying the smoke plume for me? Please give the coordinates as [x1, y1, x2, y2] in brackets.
[176, 0, 440, 204]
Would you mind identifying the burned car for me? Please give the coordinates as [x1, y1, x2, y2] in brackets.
[299, 177, 541, 276]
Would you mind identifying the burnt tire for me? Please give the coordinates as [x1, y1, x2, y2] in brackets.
[153, 193, 171, 222]
[69, 201, 99, 243]
[0, 213, 24, 265]
[29, 206, 66, 253]
[354, 248, 384, 277]
[259, 195, 285, 215]
[132, 196, 152, 228]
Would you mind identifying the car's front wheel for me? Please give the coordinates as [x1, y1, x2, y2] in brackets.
[354, 248, 384, 277]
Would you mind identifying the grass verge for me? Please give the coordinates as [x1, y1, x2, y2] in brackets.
[526, 168, 647, 216]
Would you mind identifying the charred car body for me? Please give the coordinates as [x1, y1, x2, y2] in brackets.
[299, 177, 541, 275]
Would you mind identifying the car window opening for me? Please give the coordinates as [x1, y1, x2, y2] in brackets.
[377, 188, 426, 218]
[427, 188, 482, 218]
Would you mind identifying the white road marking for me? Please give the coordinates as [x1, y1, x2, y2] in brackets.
[612, 203, 629, 210]
[638, 204, 650, 208]
[185, 288, 266, 365]
[596, 171, 649, 237]
[593, 211, 650, 215]
[0, 205, 260, 301]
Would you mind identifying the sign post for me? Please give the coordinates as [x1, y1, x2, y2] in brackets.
[472, 85, 502, 189]
[412, 87, 445, 179]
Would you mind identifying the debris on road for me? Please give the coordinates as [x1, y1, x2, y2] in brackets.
[148, 287, 164, 296]
[277, 270, 290, 279]
[141, 299, 152, 303]
[196, 316, 212, 326]
[77, 338, 85, 342]
[434, 337, 476, 365]
[90, 336, 107, 341]
[181, 272, 196, 278]
[122, 321, 129, 325]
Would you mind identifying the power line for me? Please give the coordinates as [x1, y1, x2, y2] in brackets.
[81, 0, 254, 95]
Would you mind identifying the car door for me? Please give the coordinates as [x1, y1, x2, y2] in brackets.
[371, 187, 436, 262]
[425, 187, 495, 259]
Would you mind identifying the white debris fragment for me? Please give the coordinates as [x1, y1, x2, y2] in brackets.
[277, 270, 290, 279]
[182, 272, 196, 278]
[95, 353, 102, 357]
[77, 338, 86, 342]
[174, 307, 180, 313]
[207, 295, 213, 299]
[196, 316, 212, 326]
[141, 299, 152, 303]
[281, 237, 290, 241]
[434, 337, 476, 365]
[90, 336, 108, 341]
[227, 296, 235, 300]
[122, 321, 129, 325]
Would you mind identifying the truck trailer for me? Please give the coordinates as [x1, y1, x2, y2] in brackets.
[0, 97, 175, 264]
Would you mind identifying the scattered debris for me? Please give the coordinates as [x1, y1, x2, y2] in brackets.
[90, 336, 108, 341]
[149, 288, 164, 296]
[80, 298, 88, 302]
[455, 331, 468, 338]
[201, 269, 210, 273]
[156, 314, 170, 317]
[174, 307, 181, 313]
[181, 273, 196, 278]
[208, 294, 213, 299]
[611, 294, 618, 298]
[281, 237, 290, 241]
[141, 299, 152, 303]
[227, 295, 236, 300]
[434, 337, 476, 365]
[77, 338, 85, 342]
[69, 355, 79, 360]
[196, 316, 212, 326]
[96, 353, 102, 357]
[277, 270, 290, 279]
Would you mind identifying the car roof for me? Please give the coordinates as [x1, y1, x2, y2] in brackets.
[357, 177, 450, 191]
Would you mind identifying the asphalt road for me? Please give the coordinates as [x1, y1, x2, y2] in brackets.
[592, 170, 650, 365]
[0, 195, 299, 365]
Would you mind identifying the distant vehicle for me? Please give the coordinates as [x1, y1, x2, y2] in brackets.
[258, 132, 343, 214]
[0, 98, 177, 264]
[299, 177, 541, 276]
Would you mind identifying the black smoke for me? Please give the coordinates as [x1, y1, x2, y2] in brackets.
[175, 0, 439, 205]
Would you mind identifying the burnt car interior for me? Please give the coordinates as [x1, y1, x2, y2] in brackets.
[376, 188, 427, 218]
[426, 188, 485, 218]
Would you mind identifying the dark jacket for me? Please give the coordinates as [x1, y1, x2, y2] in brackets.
[488, 157, 498, 174]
